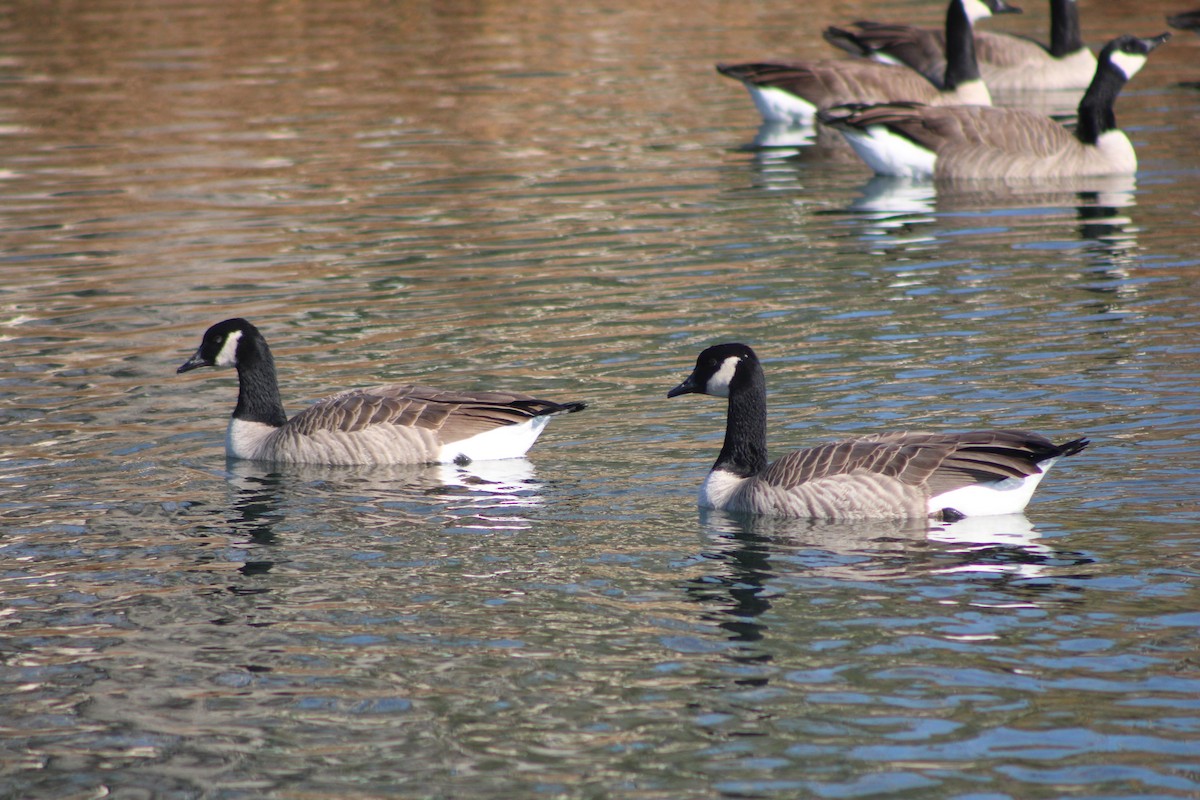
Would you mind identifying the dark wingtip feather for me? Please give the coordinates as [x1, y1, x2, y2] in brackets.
[559, 401, 588, 414]
[1056, 437, 1090, 458]
[823, 26, 869, 57]
[1168, 11, 1200, 32]
[716, 62, 759, 81]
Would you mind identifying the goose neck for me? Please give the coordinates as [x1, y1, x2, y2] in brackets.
[1075, 66, 1122, 145]
[714, 369, 769, 478]
[942, 0, 982, 89]
[233, 344, 288, 428]
[1048, 0, 1084, 57]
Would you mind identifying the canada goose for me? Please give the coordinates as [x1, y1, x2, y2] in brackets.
[817, 33, 1169, 180]
[177, 318, 586, 465]
[717, 0, 1019, 125]
[825, 0, 1095, 92]
[668, 343, 1088, 521]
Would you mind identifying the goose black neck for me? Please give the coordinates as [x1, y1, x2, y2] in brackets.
[714, 363, 769, 478]
[942, 0, 982, 89]
[1048, 0, 1084, 57]
[1075, 62, 1125, 145]
[233, 337, 288, 428]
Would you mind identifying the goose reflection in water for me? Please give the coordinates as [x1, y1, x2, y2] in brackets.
[742, 143, 1141, 256]
[683, 509, 1095, 655]
[1074, 184, 1141, 273]
[839, 173, 1139, 252]
[221, 456, 548, 549]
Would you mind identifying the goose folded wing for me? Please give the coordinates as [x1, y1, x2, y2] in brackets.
[757, 436, 954, 490]
[842, 104, 1080, 156]
[757, 430, 1067, 494]
[287, 385, 565, 439]
[826, 22, 949, 87]
[865, 430, 1071, 496]
[719, 61, 937, 105]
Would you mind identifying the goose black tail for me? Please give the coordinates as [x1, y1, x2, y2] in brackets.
[557, 401, 588, 415]
[1055, 437, 1090, 459]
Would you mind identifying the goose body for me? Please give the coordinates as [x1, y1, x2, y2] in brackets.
[668, 343, 1087, 521]
[818, 33, 1169, 180]
[177, 318, 586, 466]
[825, 0, 1095, 92]
[718, 0, 1016, 125]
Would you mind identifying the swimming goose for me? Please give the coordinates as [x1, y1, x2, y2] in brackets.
[177, 318, 586, 465]
[825, 0, 1095, 92]
[717, 0, 1019, 125]
[668, 343, 1087, 521]
[817, 33, 1169, 180]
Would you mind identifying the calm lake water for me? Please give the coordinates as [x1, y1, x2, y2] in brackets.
[3, 0, 1200, 797]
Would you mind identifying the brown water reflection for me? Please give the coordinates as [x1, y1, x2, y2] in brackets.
[4, 0, 1200, 798]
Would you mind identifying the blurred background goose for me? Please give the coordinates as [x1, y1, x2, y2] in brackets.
[1168, 9, 1200, 32]
[825, 0, 1094, 92]
[818, 32, 1169, 180]
[716, 0, 1019, 125]
[668, 343, 1087, 521]
[177, 318, 586, 466]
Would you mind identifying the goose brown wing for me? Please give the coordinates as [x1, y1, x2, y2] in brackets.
[841, 104, 1077, 157]
[826, 22, 949, 87]
[717, 60, 939, 106]
[759, 430, 1085, 495]
[758, 435, 954, 490]
[287, 384, 582, 441]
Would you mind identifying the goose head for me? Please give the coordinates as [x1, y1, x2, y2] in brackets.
[668, 343, 759, 400]
[965, 0, 1022, 24]
[1101, 32, 1170, 82]
[178, 318, 259, 373]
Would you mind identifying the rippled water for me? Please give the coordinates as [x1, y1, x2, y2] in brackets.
[3, 0, 1200, 797]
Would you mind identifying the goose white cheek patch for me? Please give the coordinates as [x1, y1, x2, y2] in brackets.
[215, 330, 243, 367]
[1109, 51, 1147, 81]
[705, 356, 741, 397]
[962, 0, 995, 23]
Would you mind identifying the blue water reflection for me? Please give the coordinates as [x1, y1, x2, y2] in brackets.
[3, 0, 1200, 796]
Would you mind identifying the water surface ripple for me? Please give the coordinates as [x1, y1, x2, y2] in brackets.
[2, 0, 1200, 797]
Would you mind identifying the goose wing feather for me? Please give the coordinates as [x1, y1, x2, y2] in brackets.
[825, 23, 950, 87]
[845, 103, 1077, 155]
[831, 25, 1054, 73]
[288, 384, 577, 441]
[826, 102, 1098, 178]
[758, 435, 951, 490]
[758, 429, 1077, 495]
[717, 60, 941, 107]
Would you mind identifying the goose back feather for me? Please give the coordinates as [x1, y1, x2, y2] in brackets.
[669, 343, 1087, 521]
[178, 318, 586, 466]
